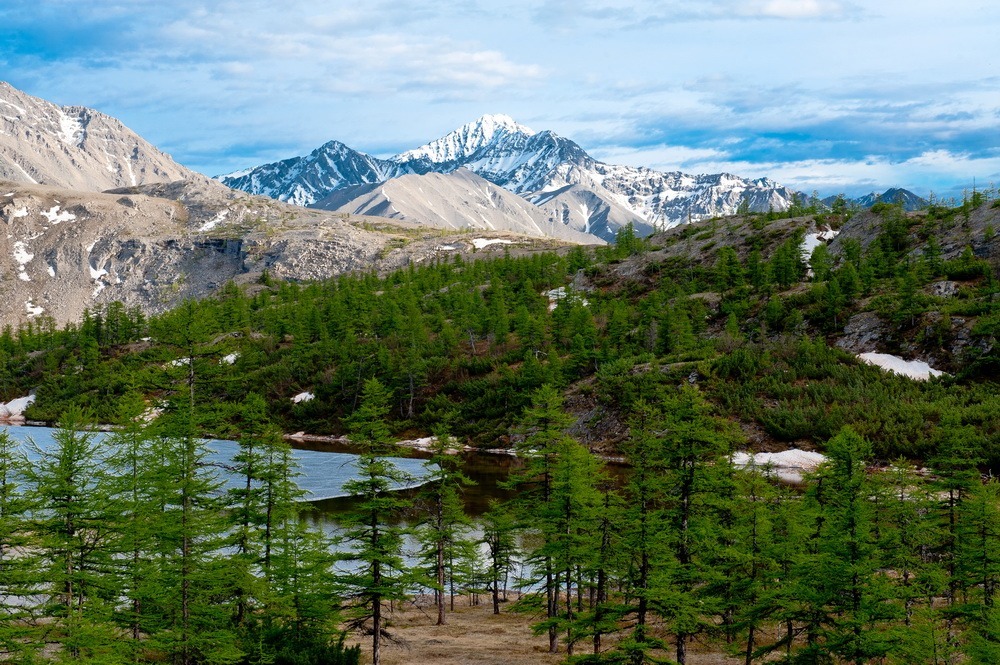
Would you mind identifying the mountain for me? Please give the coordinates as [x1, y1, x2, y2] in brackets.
[0, 85, 587, 329]
[0, 81, 200, 191]
[854, 188, 927, 211]
[821, 188, 928, 212]
[219, 114, 803, 241]
[219, 140, 407, 208]
[313, 168, 602, 244]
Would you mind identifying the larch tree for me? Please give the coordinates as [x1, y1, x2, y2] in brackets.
[338, 378, 414, 665]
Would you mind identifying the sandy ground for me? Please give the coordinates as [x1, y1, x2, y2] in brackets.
[344, 596, 746, 665]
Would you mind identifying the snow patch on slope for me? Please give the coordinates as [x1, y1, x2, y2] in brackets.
[13, 241, 33, 281]
[472, 238, 513, 249]
[857, 353, 944, 381]
[57, 111, 84, 146]
[25, 299, 44, 317]
[199, 209, 229, 232]
[40, 205, 76, 224]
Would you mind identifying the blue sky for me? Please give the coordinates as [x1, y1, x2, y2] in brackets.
[2, 0, 998, 199]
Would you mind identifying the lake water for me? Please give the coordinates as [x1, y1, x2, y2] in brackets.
[1, 425, 431, 502]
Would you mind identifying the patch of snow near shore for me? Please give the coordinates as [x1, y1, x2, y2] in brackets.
[291, 392, 314, 403]
[858, 352, 943, 381]
[732, 449, 827, 483]
[396, 435, 464, 453]
[472, 238, 513, 249]
[141, 406, 163, 423]
[436, 244, 459, 251]
[221, 352, 239, 365]
[4, 394, 36, 415]
[11, 206, 28, 218]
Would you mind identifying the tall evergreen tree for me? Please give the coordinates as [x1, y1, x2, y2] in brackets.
[0, 429, 35, 660]
[24, 408, 119, 660]
[338, 378, 413, 665]
[505, 384, 576, 653]
[415, 423, 474, 625]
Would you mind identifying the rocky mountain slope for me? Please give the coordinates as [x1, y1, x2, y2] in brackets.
[219, 114, 803, 240]
[313, 168, 602, 244]
[0, 81, 200, 191]
[0, 177, 575, 329]
[821, 187, 928, 211]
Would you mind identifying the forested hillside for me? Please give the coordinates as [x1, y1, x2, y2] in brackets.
[3, 194, 999, 464]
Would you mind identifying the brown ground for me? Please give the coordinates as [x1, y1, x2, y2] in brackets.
[345, 596, 745, 665]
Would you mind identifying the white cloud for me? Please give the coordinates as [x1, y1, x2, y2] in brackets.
[591, 145, 728, 169]
[669, 150, 1000, 197]
[741, 0, 855, 19]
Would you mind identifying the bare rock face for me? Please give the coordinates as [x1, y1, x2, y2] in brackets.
[0, 81, 202, 191]
[0, 179, 577, 329]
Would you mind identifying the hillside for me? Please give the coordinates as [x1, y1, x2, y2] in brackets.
[0, 177, 585, 328]
[313, 168, 603, 244]
[4, 195, 999, 465]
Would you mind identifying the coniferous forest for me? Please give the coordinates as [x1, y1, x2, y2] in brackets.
[2, 195, 1000, 663]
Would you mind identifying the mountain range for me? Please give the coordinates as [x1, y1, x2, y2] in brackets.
[219, 114, 803, 242]
[0, 84, 571, 329]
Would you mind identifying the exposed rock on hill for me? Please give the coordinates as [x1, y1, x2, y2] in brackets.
[1, 179, 580, 329]
[0, 81, 201, 191]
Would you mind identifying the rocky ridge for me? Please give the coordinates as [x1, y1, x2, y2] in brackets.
[1, 178, 574, 329]
[0, 81, 201, 192]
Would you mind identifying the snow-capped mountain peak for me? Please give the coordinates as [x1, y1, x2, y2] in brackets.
[394, 113, 535, 165]
[219, 113, 805, 242]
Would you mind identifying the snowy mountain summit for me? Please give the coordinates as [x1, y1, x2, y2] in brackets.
[220, 114, 803, 242]
[396, 114, 535, 164]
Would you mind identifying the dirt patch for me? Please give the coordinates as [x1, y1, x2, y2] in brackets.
[343, 596, 745, 664]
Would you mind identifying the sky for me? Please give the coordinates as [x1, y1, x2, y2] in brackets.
[1, 0, 997, 199]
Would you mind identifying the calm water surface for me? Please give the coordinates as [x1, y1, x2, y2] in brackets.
[1, 425, 521, 517]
